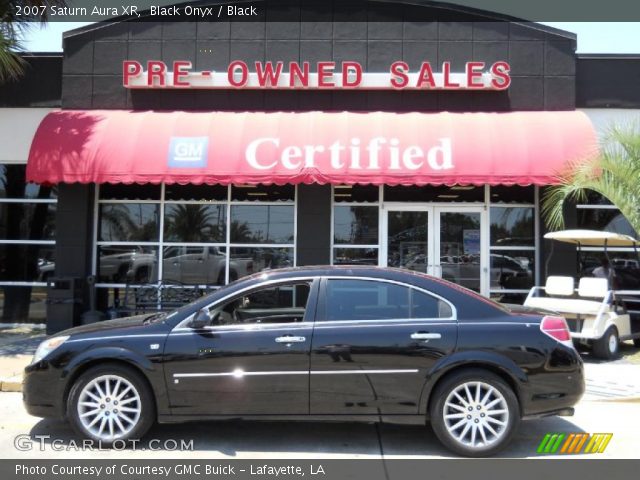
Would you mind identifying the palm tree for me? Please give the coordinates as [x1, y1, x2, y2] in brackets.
[0, 1, 67, 83]
[542, 123, 640, 236]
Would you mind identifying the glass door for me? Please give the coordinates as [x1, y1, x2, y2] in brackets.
[435, 207, 487, 294]
[383, 206, 488, 295]
[385, 208, 434, 275]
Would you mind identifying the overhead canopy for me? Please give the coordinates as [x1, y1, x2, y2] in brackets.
[545, 230, 639, 247]
[26, 110, 597, 186]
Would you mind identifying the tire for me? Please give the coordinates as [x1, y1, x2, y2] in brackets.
[592, 326, 619, 360]
[634, 338, 640, 348]
[429, 369, 520, 457]
[67, 363, 155, 446]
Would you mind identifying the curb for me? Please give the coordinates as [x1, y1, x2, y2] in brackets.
[591, 395, 640, 403]
[0, 375, 23, 393]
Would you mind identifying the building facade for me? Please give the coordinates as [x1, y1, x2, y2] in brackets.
[1, 1, 639, 330]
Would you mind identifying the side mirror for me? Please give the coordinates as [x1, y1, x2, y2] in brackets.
[191, 308, 210, 329]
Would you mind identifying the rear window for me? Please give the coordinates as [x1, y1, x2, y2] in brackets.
[324, 279, 452, 321]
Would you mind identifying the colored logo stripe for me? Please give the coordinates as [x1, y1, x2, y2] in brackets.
[538, 433, 612, 454]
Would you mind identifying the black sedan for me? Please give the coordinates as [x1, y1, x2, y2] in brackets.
[23, 266, 584, 457]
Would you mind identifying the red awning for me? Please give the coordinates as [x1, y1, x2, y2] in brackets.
[26, 110, 597, 186]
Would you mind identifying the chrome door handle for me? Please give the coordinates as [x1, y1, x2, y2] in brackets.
[275, 335, 306, 343]
[411, 332, 442, 340]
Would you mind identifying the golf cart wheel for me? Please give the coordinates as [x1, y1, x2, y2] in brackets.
[429, 369, 520, 457]
[633, 338, 640, 348]
[593, 326, 619, 360]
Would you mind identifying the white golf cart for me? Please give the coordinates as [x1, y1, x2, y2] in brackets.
[524, 229, 640, 359]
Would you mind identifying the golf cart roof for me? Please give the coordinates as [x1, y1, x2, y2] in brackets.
[544, 229, 639, 247]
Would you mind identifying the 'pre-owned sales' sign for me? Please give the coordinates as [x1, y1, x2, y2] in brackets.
[122, 60, 511, 90]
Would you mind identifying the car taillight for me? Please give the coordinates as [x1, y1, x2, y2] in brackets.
[540, 315, 572, 346]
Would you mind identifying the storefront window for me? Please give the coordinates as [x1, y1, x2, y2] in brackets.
[489, 187, 536, 302]
[490, 207, 534, 246]
[575, 192, 639, 290]
[0, 164, 57, 322]
[230, 205, 294, 244]
[95, 184, 296, 289]
[99, 204, 160, 242]
[332, 186, 380, 265]
[333, 206, 379, 244]
[163, 204, 226, 243]
[576, 208, 637, 239]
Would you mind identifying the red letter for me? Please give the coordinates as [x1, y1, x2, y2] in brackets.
[390, 61, 409, 89]
[147, 61, 166, 87]
[465, 61, 485, 89]
[255, 61, 284, 87]
[123, 60, 142, 87]
[290, 61, 310, 87]
[490, 61, 511, 90]
[442, 62, 460, 89]
[342, 61, 362, 88]
[317, 61, 336, 88]
[416, 62, 435, 88]
[173, 61, 192, 87]
[228, 60, 249, 87]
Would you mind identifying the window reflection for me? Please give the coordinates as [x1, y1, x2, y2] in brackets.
[164, 204, 226, 243]
[161, 246, 228, 285]
[333, 248, 378, 265]
[577, 209, 638, 239]
[96, 246, 159, 283]
[490, 251, 534, 290]
[490, 207, 534, 246]
[230, 205, 294, 244]
[0, 203, 56, 240]
[334, 206, 378, 244]
[230, 247, 293, 279]
[99, 204, 159, 242]
[0, 245, 55, 282]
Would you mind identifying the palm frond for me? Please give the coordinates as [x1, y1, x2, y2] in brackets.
[542, 122, 640, 236]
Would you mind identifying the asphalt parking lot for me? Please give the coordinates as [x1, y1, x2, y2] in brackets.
[0, 392, 638, 459]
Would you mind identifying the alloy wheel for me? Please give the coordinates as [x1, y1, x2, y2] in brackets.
[442, 381, 510, 449]
[76, 374, 142, 441]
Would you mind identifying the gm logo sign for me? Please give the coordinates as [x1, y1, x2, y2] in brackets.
[168, 137, 209, 168]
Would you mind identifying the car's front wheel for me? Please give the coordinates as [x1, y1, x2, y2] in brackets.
[67, 364, 155, 445]
[430, 369, 520, 457]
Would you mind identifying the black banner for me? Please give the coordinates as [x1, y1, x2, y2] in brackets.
[11, 0, 640, 22]
[4, 459, 640, 480]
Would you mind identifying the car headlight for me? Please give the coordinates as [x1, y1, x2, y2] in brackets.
[32, 336, 69, 364]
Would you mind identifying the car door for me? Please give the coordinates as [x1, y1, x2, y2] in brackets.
[310, 277, 457, 415]
[164, 278, 318, 415]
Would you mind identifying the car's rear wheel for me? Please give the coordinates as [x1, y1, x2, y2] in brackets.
[593, 326, 619, 360]
[67, 364, 155, 445]
[430, 369, 520, 457]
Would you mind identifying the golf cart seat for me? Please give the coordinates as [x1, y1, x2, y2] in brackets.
[524, 276, 612, 316]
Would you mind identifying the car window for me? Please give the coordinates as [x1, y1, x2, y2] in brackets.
[199, 281, 312, 326]
[324, 279, 452, 321]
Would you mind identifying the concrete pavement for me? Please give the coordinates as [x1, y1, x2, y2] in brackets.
[0, 393, 638, 459]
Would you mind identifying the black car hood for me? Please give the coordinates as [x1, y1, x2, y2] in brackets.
[57, 314, 164, 337]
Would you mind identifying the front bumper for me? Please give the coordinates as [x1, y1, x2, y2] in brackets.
[22, 361, 65, 420]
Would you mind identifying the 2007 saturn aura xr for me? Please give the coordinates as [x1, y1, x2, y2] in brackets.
[23, 266, 584, 456]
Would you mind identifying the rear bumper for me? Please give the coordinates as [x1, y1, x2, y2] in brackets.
[520, 346, 585, 417]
